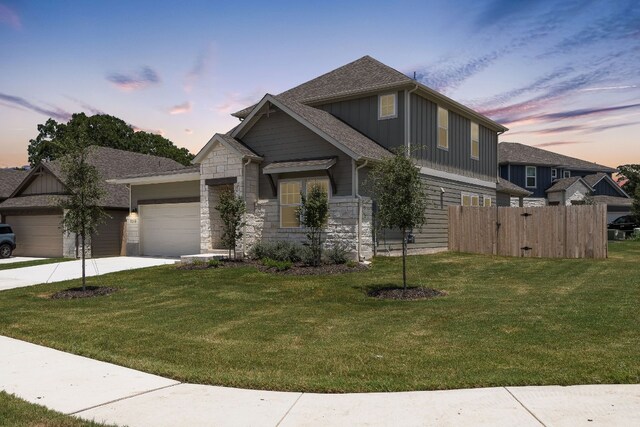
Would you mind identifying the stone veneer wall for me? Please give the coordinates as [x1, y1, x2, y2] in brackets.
[510, 197, 547, 207]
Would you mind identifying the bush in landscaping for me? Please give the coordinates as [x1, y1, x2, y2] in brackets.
[208, 259, 221, 268]
[324, 242, 350, 265]
[249, 240, 302, 262]
[346, 260, 358, 268]
[261, 257, 293, 271]
[299, 245, 316, 266]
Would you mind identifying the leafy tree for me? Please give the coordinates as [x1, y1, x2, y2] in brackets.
[215, 188, 246, 259]
[369, 151, 427, 290]
[617, 164, 640, 197]
[28, 113, 193, 166]
[298, 184, 329, 266]
[632, 187, 640, 223]
[57, 127, 107, 291]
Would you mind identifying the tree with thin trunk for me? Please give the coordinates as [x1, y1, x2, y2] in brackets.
[632, 187, 640, 223]
[369, 150, 427, 290]
[298, 184, 329, 266]
[215, 188, 245, 259]
[57, 132, 106, 291]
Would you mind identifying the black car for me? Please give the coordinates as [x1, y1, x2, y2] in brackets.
[0, 224, 17, 258]
[608, 215, 640, 235]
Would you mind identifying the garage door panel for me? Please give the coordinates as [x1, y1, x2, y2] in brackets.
[5, 215, 63, 257]
[140, 203, 200, 257]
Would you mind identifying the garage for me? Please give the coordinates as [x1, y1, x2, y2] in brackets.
[5, 214, 63, 257]
[139, 202, 200, 257]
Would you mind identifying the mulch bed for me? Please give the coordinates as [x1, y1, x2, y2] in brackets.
[177, 259, 368, 275]
[50, 286, 118, 300]
[368, 287, 446, 301]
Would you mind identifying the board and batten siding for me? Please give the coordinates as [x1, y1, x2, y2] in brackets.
[317, 91, 405, 151]
[409, 93, 497, 182]
[20, 172, 65, 195]
[503, 165, 552, 198]
[593, 179, 624, 197]
[241, 110, 353, 198]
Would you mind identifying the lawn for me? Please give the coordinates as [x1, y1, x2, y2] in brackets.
[0, 392, 111, 427]
[0, 258, 69, 271]
[0, 242, 638, 393]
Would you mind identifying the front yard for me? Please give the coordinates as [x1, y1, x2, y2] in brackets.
[0, 242, 638, 393]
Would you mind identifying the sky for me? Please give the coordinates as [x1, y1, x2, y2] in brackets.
[0, 0, 638, 168]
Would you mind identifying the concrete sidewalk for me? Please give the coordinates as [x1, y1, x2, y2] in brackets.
[1, 336, 638, 426]
[0, 256, 176, 291]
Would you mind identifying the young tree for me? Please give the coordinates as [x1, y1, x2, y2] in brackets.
[215, 188, 246, 259]
[632, 187, 640, 223]
[57, 132, 107, 291]
[369, 151, 427, 290]
[298, 184, 329, 266]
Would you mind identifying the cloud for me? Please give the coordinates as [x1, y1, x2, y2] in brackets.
[64, 96, 105, 115]
[168, 101, 192, 115]
[535, 103, 640, 121]
[415, 51, 501, 92]
[215, 90, 264, 114]
[0, 3, 20, 29]
[184, 44, 214, 92]
[0, 92, 71, 121]
[185, 129, 193, 134]
[132, 126, 165, 136]
[579, 85, 639, 92]
[534, 141, 591, 148]
[106, 66, 160, 91]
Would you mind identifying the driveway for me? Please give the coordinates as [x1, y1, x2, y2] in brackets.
[0, 256, 177, 291]
[0, 256, 46, 264]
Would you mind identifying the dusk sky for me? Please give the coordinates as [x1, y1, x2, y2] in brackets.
[1, 0, 638, 168]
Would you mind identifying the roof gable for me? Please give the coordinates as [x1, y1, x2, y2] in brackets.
[499, 142, 617, 173]
[584, 172, 628, 197]
[192, 133, 262, 165]
[546, 176, 593, 193]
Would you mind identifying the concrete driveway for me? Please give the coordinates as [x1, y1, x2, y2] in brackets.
[0, 256, 46, 264]
[0, 256, 177, 291]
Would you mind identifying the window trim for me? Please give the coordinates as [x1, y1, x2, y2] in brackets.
[461, 192, 480, 206]
[525, 166, 537, 188]
[483, 196, 492, 207]
[378, 93, 397, 120]
[551, 168, 557, 179]
[278, 177, 331, 228]
[437, 106, 449, 150]
[563, 170, 571, 178]
[470, 122, 480, 160]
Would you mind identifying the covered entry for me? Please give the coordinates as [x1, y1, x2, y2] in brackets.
[139, 202, 200, 257]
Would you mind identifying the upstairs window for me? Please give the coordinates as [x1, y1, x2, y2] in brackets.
[470, 122, 479, 159]
[563, 170, 571, 178]
[378, 93, 397, 119]
[551, 168, 557, 179]
[526, 166, 537, 188]
[438, 106, 449, 149]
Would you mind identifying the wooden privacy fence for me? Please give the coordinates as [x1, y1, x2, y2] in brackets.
[448, 205, 608, 259]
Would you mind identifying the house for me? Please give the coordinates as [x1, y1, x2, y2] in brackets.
[0, 168, 29, 203]
[498, 142, 629, 219]
[111, 55, 508, 259]
[0, 147, 185, 257]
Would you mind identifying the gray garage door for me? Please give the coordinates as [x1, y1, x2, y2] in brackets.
[5, 214, 63, 257]
[139, 203, 200, 257]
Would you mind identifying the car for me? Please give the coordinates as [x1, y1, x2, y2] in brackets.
[608, 215, 640, 235]
[0, 224, 17, 258]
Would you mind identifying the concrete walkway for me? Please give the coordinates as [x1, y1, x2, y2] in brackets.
[0, 256, 45, 264]
[1, 336, 638, 426]
[0, 256, 177, 291]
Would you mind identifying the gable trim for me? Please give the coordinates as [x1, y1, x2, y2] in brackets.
[192, 134, 262, 164]
[592, 174, 629, 198]
[9, 163, 64, 198]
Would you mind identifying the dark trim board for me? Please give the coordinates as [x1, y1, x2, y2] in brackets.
[205, 177, 237, 186]
[137, 197, 200, 205]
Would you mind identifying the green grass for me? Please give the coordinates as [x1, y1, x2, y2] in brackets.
[0, 242, 638, 393]
[0, 258, 69, 271]
[0, 392, 112, 427]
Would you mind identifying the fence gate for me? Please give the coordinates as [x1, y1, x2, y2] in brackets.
[448, 205, 607, 259]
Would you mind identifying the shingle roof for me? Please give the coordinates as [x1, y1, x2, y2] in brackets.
[273, 95, 392, 161]
[0, 169, 28, 200]
[496, 177, 532, 196]
[114, 165, 200, 180]
[582, 172, 607, 187]
[0, 194, 64, 209]
[591, 195, 633, 207]
[546, 176, 592, 193]
[216, 133, 261, 159]
[232, 56, 413, 119]
[263, 157, 336, 174]
[499, 142, 616, 172]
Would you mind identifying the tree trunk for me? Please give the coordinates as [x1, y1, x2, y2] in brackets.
[81, 231, 86, 291]
[402, 228, 407, 291]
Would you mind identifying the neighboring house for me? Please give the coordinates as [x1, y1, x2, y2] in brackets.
[0, 168, 29, 203]
[111, 55, 508, 259]
[496, 177, 532, 207]
[0, 147, 185, 258]
[498, 142, 628, 218]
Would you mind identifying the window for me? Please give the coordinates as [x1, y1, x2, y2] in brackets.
[461, 192, 480, 206]
[470, 122, 479, 159]
[279, 178, 331, 228]
[378, 93, 397, 119]
[483, 196, 492, 207]
[551, 168, 557, 179]
[526, 166, 537, 188]
[563, 170, 571, 178]
[438, 106, 449, 149]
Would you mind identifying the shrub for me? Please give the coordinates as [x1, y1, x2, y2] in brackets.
[324, 242, 350, 265]
[298, 183, 329, 266]
[208, 259, 221, 268]
[249, 240, 302, 262]
[346, 260, 358, 268]
[261, 257, 292, 271]
[299, 245, 316, 266]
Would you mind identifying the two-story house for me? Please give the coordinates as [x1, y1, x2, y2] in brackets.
[498, 142, 631, 221]
[111, 56, 508, 259]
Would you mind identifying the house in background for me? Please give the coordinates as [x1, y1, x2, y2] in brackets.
[0, 147, 185, 258]
[112, 55, 508, 259]
[498, 142, 629, 220]
[0, 169, 28, 203]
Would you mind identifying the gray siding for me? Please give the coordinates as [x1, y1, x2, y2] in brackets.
[21, 172, 65, 195]
[91, 210, 128, 257]
[593, 179, 623, 197]
[317, 91, 405, 151]
[241, 111, 353, 198]
[410, 93, 497, 182]
[131, 181, 200, 208]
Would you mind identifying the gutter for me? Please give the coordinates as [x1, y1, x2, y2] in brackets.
[355, 160, 368, 261]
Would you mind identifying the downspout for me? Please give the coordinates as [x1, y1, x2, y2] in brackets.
[495, 129, 507, 255]
[355, 160, 368, 261]
[242, 158, 251, 258]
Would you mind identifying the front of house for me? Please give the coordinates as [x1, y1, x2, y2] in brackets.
[112, 56, 508, 259]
